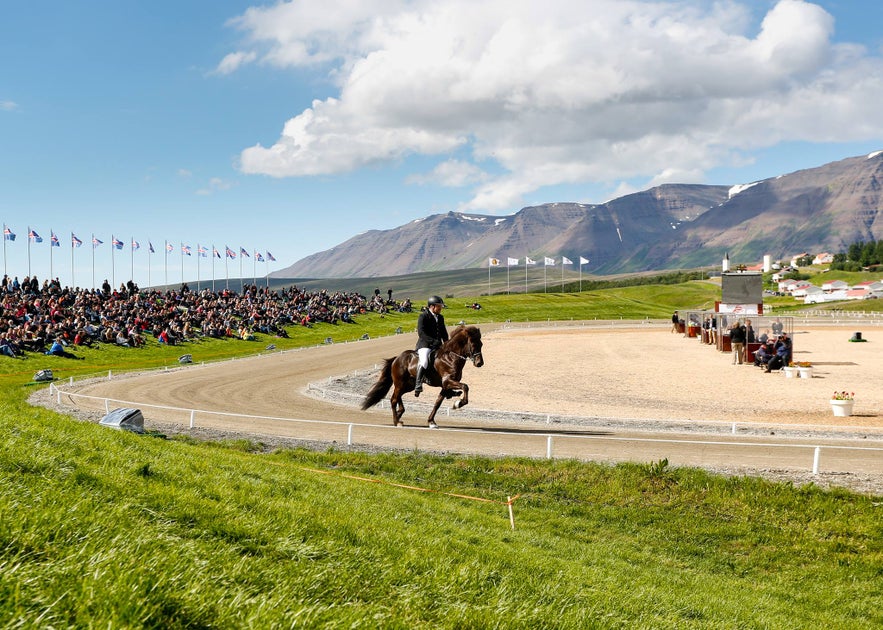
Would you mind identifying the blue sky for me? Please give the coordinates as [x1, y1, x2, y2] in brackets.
[2, 0, 883, 288]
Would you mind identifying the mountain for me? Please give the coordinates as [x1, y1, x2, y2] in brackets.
[273, 151, 883, 277]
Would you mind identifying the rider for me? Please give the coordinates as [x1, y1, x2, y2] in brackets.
[414, 295, 449, 397]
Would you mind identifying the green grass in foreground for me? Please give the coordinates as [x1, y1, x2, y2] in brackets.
[1, 285, 882, 627]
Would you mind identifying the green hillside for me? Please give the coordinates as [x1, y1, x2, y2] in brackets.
[2, 284, 881, 627]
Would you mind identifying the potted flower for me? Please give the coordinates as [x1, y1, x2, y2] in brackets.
[830, 391, 855, 417]
[797, 361, 813, 379]
[783, 362, 799, 378]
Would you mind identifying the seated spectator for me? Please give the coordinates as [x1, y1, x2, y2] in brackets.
[45, 337, 82, 359]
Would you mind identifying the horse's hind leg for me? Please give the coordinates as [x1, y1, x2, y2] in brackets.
[390, 388, 405, 427]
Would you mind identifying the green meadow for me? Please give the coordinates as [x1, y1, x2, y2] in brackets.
[2, 281, 882, 628]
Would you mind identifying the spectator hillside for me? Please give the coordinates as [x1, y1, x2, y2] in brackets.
[0, 273, 407, 358]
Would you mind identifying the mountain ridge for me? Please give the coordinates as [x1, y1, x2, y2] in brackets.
[273, 151, 883, 278]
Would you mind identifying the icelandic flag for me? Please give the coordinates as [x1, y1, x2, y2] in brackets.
[165, 242, 173, 253]
[50, 231, 60, 247]
[72, 233, 83, 247]
[579, 256, 589, 265]
[507, 257, 519, 266]
[131, 239, 140, 251]
[562, 256, 573, 265]
[148, 242, 155, 253]
[181, 243, 192, 256]
[240, 247, 249, 258]
[3, 226, 15, 241]
[112, 237, 124, 250]
[544, 256, 555, 266]
[92, 236, 103, 248]
[197, 245, 207, 257]
[266, 251, 276, 262]
[212, 246, 221, 259]
[225, 246, 236, 259]
[28, 229, 43, 243]
[255, 251, 264, 262]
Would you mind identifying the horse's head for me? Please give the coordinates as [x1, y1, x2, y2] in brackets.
[455, 325, 483, 368]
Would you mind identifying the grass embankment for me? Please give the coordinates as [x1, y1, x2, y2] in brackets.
[2, 284, 882, 627]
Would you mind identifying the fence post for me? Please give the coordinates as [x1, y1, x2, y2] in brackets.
[190, 410, 195, 429]
[546, 435, 553, 459]
[104, 399, 109, 413]
[108, 370, 112, 379]
[347, 423, 354, 446]
[812, 446, 821, 475]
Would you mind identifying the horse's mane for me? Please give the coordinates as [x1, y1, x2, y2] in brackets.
[442, 325, 480, 352]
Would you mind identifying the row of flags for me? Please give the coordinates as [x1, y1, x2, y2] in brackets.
[3, 226, 276, 262]
[488, 256, 590, 267]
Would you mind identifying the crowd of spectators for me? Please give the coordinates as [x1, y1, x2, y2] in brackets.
[0, 273, 394, 359]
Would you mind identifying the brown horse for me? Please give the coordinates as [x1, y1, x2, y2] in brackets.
[361, 325, 484, 428]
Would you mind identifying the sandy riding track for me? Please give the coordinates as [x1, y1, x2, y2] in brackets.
[49, 322, 883, 492]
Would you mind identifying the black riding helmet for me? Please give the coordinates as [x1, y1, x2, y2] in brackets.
[427, 295, 446, 307]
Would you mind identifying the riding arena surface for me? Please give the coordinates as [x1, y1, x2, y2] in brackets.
[41, 321, 883, 495]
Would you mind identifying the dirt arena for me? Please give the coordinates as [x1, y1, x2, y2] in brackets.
[43, 321, 883, 494]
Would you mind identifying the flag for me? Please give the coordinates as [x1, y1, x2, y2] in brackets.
[3, 226, 15, 241]
[131, 239, 140, 251]
[112, 237, 124, 250]
[28, 229, 43, 243]
[165, 242, 173, 253]
[266, 251, 276, 262]
[212, 246, 221, 259]
[488, 257, 500, 267]
[544, 257, 555, 266]
[240, 247, 249, 258]
[225, 246, 236, 259]
[197, 245, 207, 257]
[148, 241, 155, 253]
[92, 236, 103, 248]
[525, 256, 536, 265]
[72, 233, 83, 247]
[507, 257, 519, 266]
[182, 243, 192, 256]
[562, 256, 573, 265]
[255, 251, 264, 262]
[50, 231, 60, 247]
[579, 256, 589, 265]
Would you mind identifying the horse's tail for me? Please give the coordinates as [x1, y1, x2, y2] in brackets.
[361, 357, 395, 410]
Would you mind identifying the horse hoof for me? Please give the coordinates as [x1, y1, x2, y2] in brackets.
[428, 422, 438, 429]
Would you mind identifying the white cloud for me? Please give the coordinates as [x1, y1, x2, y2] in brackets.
[196, 177, 235, 196]
[226, 0, 883, 211]
[406, 159, 489, 187]
[1, 100, 18, 111]
[214, 51, 258, 75]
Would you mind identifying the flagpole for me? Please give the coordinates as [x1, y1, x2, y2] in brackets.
[487, 263, 491, 296]
[525, 257, 528, 293]
[265, 256, 269, 288]
[148, 243, 152, 289]
[197, 245, 201, 292]
[180, 243, 184, 285]
[111, 235, 116, 289]
[91, 233, 95, 289]
[27, 226, 32, 277]
[70, 233, 75, 288]
[50, 231, 54, 280]
[130, 237, 134, 284]
[2, 223, 6, 278]
[252, 250, 256, 287]
[164, 240, 168, 287]
[211, 246, 216, 292]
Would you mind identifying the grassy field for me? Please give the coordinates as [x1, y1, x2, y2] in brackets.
[2, 283, 882, 628]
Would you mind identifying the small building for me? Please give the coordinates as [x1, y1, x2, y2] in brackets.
[812, 252, 834, 265]
[821, 280, 849, 292]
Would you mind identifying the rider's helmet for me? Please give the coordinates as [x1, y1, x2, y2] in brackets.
[427, 295, 446, 308]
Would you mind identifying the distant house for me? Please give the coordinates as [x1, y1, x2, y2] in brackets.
[790, 282, 816, 298]
[812, 252, 834, 265]
[790, 253, 809, 267]
[803, 286, 826, 303]
[853, 280, 883, 293]
[821, 280, 849, 292]
[846, 289, 870, 300]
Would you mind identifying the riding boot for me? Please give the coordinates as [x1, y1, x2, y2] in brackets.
[414, 366, 425, 397]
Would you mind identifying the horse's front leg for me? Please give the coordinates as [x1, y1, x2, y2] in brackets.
[442, 377, 469, 409]
[426, 391, 446, 428]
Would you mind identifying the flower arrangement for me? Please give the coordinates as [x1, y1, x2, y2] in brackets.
[831, 391, 855, 401]
[797, 361, 812, 368]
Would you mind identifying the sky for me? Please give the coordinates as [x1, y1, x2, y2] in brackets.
[3, 0, 883, 289]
